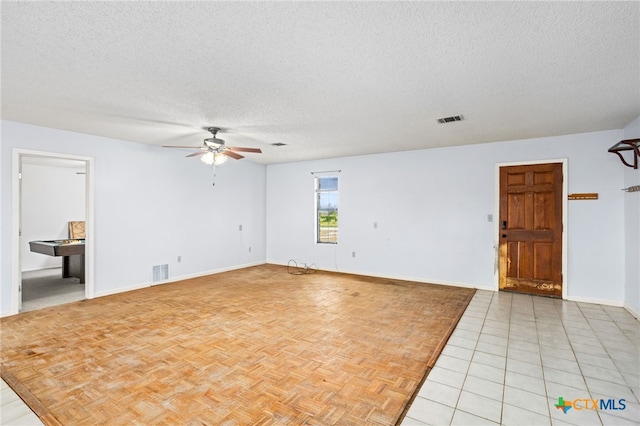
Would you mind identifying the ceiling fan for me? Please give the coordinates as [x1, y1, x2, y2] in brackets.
[162, 127, 262, 165]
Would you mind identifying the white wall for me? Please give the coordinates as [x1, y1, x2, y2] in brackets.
[2, 120, 633, 315]
[622, 116, 640, 317]
[267, 130, 627, 304]
[1, 121, 267, 316]
[20, 161, 86, 271]
[0, 128, 3, 305]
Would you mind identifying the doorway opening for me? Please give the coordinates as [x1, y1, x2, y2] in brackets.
[495, 160, 568, 299]
[12, 149, 94, 314]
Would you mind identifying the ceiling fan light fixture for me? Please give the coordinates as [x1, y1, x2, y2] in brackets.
[201, 151, 215, 165]
[164, 126, 261, 172]
[204, 137, 224, 148]
[214, 153, 228, 165]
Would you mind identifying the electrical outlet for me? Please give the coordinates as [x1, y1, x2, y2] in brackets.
[177, 256, 181, 263]
[373, 222, 378, 229]
[248, 247, 252, 253]
[352, 251, 356, 258]
[239, 224, 243, 231]
[487, 214, 493, 222]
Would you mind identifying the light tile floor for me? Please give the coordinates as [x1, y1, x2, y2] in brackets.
[1, 290, 638, 425]
[0, 379, 42, 425]
[402, 290, 640, 426]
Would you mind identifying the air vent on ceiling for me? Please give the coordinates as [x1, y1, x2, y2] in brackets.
[271, 142, 287, 146]
[437, 115, 464, 124]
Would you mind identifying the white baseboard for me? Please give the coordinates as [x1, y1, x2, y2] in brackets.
[268, 262, 494, 291]
[567, 296, 640, 320]
[150, 261, 267, 286]
[9, 261, 634, 320]
[623, 302, 640, 320]
[93, 281, 151, 298]
[93, 261, 267, 299]
[566, 295, 624, 307]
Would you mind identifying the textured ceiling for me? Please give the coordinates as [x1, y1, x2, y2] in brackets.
[2, 1, 639, 164]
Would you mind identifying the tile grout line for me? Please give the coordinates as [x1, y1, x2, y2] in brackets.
[403, 291, 639, 426]
[534, 296, 561, 425]
[574, 302, 632, 425]
[575, 302, 609, 425]
[451, 291, 503, 424]
[498, 291, 508, 426]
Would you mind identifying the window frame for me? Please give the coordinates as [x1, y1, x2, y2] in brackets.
[314, 175, 339, 244]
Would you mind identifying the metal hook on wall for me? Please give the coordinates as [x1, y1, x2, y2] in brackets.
[622, 185, 640, 192]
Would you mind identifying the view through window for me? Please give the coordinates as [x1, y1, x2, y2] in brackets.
[315, 176, 338, 243]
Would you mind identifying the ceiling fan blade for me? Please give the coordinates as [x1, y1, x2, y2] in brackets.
[162, 145, 202, 149]
[222, 150, 244, 160]
[186, 150, 207, 157]
[227, 147, 262, 153]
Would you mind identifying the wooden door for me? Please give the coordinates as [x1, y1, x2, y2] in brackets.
[499, 163, 563, 297]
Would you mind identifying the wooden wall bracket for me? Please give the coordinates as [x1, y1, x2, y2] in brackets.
[608, 139, 640, 169]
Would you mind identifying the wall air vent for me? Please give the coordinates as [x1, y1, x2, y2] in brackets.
[152, 264, 168, 282]
[437, 115, 464, 124]
[271, 142, 287, 146]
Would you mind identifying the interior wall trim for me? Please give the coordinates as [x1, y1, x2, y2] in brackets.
[10, 148, 95, 316]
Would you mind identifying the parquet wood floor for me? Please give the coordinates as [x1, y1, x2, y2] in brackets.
[1, 265, 474, 425]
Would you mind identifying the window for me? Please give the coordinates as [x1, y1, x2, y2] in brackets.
[315, 176, 338, 243]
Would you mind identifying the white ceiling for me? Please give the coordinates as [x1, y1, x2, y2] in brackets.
[2, 1, 639, 165]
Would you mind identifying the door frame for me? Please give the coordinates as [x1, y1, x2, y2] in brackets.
[11, 148, 95, 314]
[494, 159, 568, 299]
